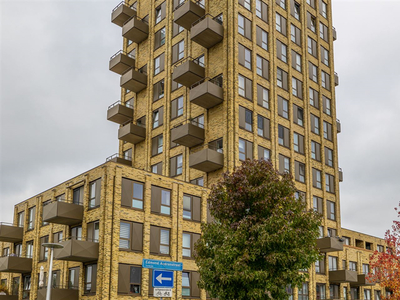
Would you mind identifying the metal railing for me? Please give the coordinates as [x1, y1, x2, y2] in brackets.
[107, 100, 134, 110]
[106, 153, 132, 162]
[44, 198, 83, 206]
[112, 1, 137, 12]
[172, 118, 205, 129]
[191, 140, 223, 154]
[190, 75, 223, 89]
[123, 14, 148, 26]
[175, 0, 205, 11]
[0, 222, 22, 227]
[38, 284, 79, 290]
[192, 13, 222, 28]
[110, 50, 135, 61]
[172, 56, 205, 69]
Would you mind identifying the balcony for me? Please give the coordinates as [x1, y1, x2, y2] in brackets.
[42, 201, 83, 226]
[37, 287, 79, 300]
[111, 2, 137, 27]
[332, 26, 337, 41]
[191, 15, 223, 48]
[350, 274, 377, 287]
[316, 237, 343, 253]
[109, 50, 136, 75]
[174, 0, 205, 30]
[107, 101, 133, 124]
[339, 168, 343, 182]
[106, 153, 132, 167]
[190, 77, 223, 109]
[0, 255, 32, 273]
[118, 123, 146, 144]
[122, 16, 149, 44]
[336, 119, 341, 133]
[172, 58, 205, 87]
[189, 148, 224, 172]
[0, 296, 18, 300]
[334, 72, 339, 86]
[0, 223, 23, 243]
[120, 67, 147, 93]
[54, 238, 99, 263]
[329, 270, 358, 283]
[171, 122, 205, 147]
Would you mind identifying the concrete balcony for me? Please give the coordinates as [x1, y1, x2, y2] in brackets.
[174, 0, 205, 30]
[332, 26, 337, 41]
[189, 148, 224, 172]
[111, 2, 136, 27]
[37, 287, 79, 300]
[190, 78, 223, 109]
[316, 237, 343, 253]
[0, 296, 18, 300]
[350, 274, 377, 287]
[0, 256, 32, 273]
[122, 16, 149, 44]
[120, 67, 147, 93]
[54, 239, 99, 263]
[337, 119, 341, 133]
[109, 50, 135, 75]
[107, 101, 133, 124]
[329, 270, 358, 283]
[172, 59, 205, 87]
[171, 123, 205, 147]
[191, 15, 223, 48]
[118, 123, 146, 144]
[334, 72, 339, 86]
[42, 201, 83, 226]
[339, 168, 343, 182]
[106, 153, 132, 167]
[0, 223, 23, 243]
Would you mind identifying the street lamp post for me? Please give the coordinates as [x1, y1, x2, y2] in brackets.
[42, 243, 64, 300]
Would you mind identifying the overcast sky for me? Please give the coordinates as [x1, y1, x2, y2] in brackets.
[1, 0, 399, 238]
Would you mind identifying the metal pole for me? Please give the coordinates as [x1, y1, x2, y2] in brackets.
[46, 248, 54, 300]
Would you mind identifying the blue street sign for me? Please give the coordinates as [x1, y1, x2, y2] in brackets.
[142, 259, 183, 271]
[153, 269, 174, 288]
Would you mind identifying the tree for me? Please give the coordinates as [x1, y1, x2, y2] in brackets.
[368, 202, 400, 300]
[194, 159, 322, 300]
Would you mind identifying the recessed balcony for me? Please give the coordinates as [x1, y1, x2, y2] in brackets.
[190, 78, 223, 109]
[109, 50, 136, 75]
[172, 58, 205, 87]
[0, 255, 32, 273]
[332, 26, 337, 41]
[171, 122, 205, 147]
[189, 148, 224, 172]
[111, 2, 137, 27]
[37, 287, 79, 300]
[120, 67, 147, 93]
[191, 15, 223, 48]
[329, 270, 358, 283]
[122, 16, 149, 44]
[118, 123, 146, 144]
[336, 119, 341, 133]
[42, 201, 83, 226]
[106, 153, 132, 167]
[107, 101, 133, 124]
[174, 0, 205, 30]
[334, 72, 339, 86]
[339, 168, 343, 182]
[54, 238, 99, 263]
[316, 237, 343, 253]
[350, 274, 377, 287]
[0, 223, 23, 243]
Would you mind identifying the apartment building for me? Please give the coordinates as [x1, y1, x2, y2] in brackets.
[0, 0, 389, 299]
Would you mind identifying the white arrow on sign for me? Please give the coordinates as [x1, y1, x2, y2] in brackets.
[156, 273, 172, 284]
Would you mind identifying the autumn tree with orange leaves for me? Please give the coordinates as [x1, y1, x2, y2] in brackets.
[368, 202, 400, 300]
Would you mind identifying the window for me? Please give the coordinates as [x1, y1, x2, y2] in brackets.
[89, 179, 101, 209]
[318, 226, 324, 238]
[276, 13, 287, 36]
[328, 228, 337, 237]
[121, 178, 144, 210]
[349, 261, 357, 272]
[209, 138, 223, 153]
[323, 96, 331, 115]
[276, 0, 286, 9]
[22, 275, 31, 299]
[278, 125, 290, 148]
[87, 221, 100, 243]
[118, 264, 142, 294]
[310, 114, 320, 135]
[154, 53, 165, 75]
[258, 145, 270, 160]
[155, 2, 166, 24]
[321, 71, 331, 90]
[364, 289, 371, 300]
[27, 207, 35, 230]
[256, 0, 268, 22]
[153, 79, 165, 101]
[298, 283, 309, 300]
[150, 226, 170, 255]
[172, 40, 184, 64]
[292, 77, 303, 99]
[183, 194, 201, 222]
[151, 162, 163, 175]
[277, 68, 288, 90]
[239, 138, 253, 161]
[2, 247, 9, 256]
[313, 168, 322, 189]
[316, 283, 326, 300]
[173, 0, 185, 10]
[293, 105, 303, 126]
[307, 0, 315, 8]
[307, 37, 317, 57]
[238, 14, 252, 39]
[17, 211, 25, 227]
[119, 221, 143, 251]
[238, 44, 252, 70]
[238, 74, 253, 100]
[279, 154, 290, 174]
[320, 0, 327, 18]
[295, 161, 305, 183]
[362, 264, 370, 274]
[170, 154, 183, 177]
[327, 201, 335, 220]
[73, 186, 83, 205]
[239, 106, 252, 131]
[313, 196, 323, 214]
[320, 22, 328, 42]
[171, 78, 182, 92]
[323, 121, 332, 140]
[375, 290, 382, 300]
[309, 87, 319, 108]
[309, 62, 318, 82]
[257, 115, 270, 139]
[53, 231, 63, 243]
[190, 177, 204, 187]
[286, 285, 293, 300]
[14, 243, 22, 257]
[276, 40, 287, 63]
[329, 256, 338, 271]
[292, 50, 301, 72]
[325, 174, 335, 193]
[152, 135, 163, 156]
[343, 237, 351, 245]
[256, 55, 269, 79]
[293, 132, 304, 154]
[84, 264, 97, 294]
[291, 0, 300, 20]
[278, 96, 289, 119]
[68, 267, 80, 289]
[71, 226, 82, 240]
[307, 13, 316, 32]
[290, 24, 301, 45]
[12, 278, 19, 296]
[325, 147, 333, 167]
[239, 0, 251, 10]
[26, 241, 33, 259]
[151, 186, 171, 215]
[182, 232, 200, 258]
[377, 245, 384, 252]
[182, 271, 200, 297]
[256, 26, 268, 51]
[171, 96, 184, 119]
[311, 141, 321, 161]
[257, 85, 269, 109]
[39, 236, 49, 261]
[152, 107, 164, 129]
[154, 27, 166, 49]
[315, 257, 325, 274]
[173, 22, 184, 36]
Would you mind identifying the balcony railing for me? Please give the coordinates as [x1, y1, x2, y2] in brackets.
[171, 121, 205, 148]
[316, 236, 343, 253]
[0, 222, 23, 243]
[106, 153, 132, 166]
[111, 1, 137, 27]
[107, 100, 134, 124]
[122, 15, 149, 44]
[109, 50, 136, 75]
[174, 0, 205, 30]
[0, 254, 32, 273]
[54, 237, 99, 263]
[42, 199, 83, 226]
[120, 66, 148, 93]
[189, 142, 224, 172]
[118, 122, 146, 144]
[190, 76, 223, 109]
[332, 26, 337, 41]
[339, 168, 343, 182]
[334, 72, 339, 86]
[191, 14, 224, 48]
[329, 270, 358, 283]
[37, 284, 79, 300]
[336, 119, 341, 133]
[172, 57, 205, 87]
